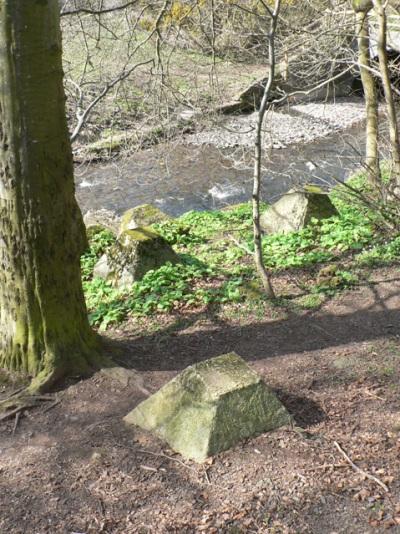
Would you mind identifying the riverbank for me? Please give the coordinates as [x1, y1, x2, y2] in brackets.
[81, 181, 400, 330]
[185, 97, 366, 149]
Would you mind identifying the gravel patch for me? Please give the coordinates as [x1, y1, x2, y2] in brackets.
[186, 98, 366, 149]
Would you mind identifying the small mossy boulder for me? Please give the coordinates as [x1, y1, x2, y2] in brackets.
[119, 204, 171, 236]
[94, 227, 178, 287]
[260, 187, 338, 235]
[124, 353, 291, 462]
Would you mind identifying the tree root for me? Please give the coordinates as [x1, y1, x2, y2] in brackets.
[0, 390, 59, 421]
[0, 346, 110, 420]
[0, 403, 36, 422]
[0, 386, 26, 401]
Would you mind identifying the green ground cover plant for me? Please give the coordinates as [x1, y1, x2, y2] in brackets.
[82, 178, 400, 329]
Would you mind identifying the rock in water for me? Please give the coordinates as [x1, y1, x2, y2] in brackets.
[119, 204, 171, 236]
[124, 353, 291, 462]
[260, 187, 338, 234]
[94, 227, 178, 287]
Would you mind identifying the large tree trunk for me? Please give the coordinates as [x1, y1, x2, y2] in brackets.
[355, 10, 381, 186]
[0, 0, 101, 391]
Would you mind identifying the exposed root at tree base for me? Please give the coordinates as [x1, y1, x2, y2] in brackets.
[25, 348, 113, 394]
[0, 350, 113, 418]
[0, 392, 59, 417]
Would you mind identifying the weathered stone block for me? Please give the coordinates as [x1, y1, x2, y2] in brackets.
[119, 204, 171, 236]
[94, 227, 178, 287]
[260, 187, 338, 234]
[124, 353, 291, 462]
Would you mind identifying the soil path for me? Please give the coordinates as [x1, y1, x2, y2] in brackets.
[1, 267, 400, 533]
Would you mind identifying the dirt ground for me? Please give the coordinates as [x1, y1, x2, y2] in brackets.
[1, 267, 400, 533]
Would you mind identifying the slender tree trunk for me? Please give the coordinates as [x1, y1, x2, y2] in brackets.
[0, 0, 101, 391]
[356, 10, 381, 186]
[373, 0, 400, 186]
[252, 0, 280, 299]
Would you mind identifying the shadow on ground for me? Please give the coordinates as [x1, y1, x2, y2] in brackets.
[107, 292, 400, 372]
[274, 389, 326, 426]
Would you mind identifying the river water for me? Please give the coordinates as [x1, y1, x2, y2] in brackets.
[75, 115, 368, 217]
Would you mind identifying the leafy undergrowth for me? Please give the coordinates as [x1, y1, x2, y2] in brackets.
[82, 182, 400, 329]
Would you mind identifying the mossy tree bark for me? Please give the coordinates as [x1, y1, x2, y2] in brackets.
[354, 6, 381, 186]
[0, 0, 102, 391]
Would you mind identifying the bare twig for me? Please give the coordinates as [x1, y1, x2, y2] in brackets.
[34, 395, 56, 402]
[12, 411, 20, 435]
[204, 467, 211, 484]
[270, 65, 354, 105]
[70, 58, 154, 143]
[61, 1, 140, 17]
[137, 448, 197, 472]
[0, 392, 56, 421]
[0, 386, 26, 402]
[42, 399, 61, 413]
[363, 388, 385, 401]
[333, 441, 389, 493]
[227, 234, 253, 255]
[0, 404, 36, 423]
[140, 464, 158, 472]
[86, 417, 113, 431]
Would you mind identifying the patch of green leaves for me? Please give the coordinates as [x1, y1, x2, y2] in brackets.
[127, 259, 215, 315]
[153, 220, 203, 246]
[314, 269, 359, 294]
[81, 189, 400, 328]
[258, 211, 374, 270]
[356, 236, 400, 266]
[81, 229, 115, 280]
[158, 203, 256, 247]
[84, 255, 244, 329]
[295, 293, 325, 309]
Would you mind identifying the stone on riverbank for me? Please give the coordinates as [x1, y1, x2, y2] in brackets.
[94, 227, 178, 287]
[93, 253, 111, 280]
[124, 353, 291, 462]
[260, 187, 338, 234]
[84, 208, 120, 236]
[119, 204, 171, 236]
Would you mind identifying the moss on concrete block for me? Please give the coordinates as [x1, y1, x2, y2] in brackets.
[95, 227, 178, 287]
[124, 353, 291, 462]
[119, 204, 171, 236]
[83, 209, 120, 235]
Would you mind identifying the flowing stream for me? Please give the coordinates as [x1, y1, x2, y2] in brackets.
[75, 107, 369, 217]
